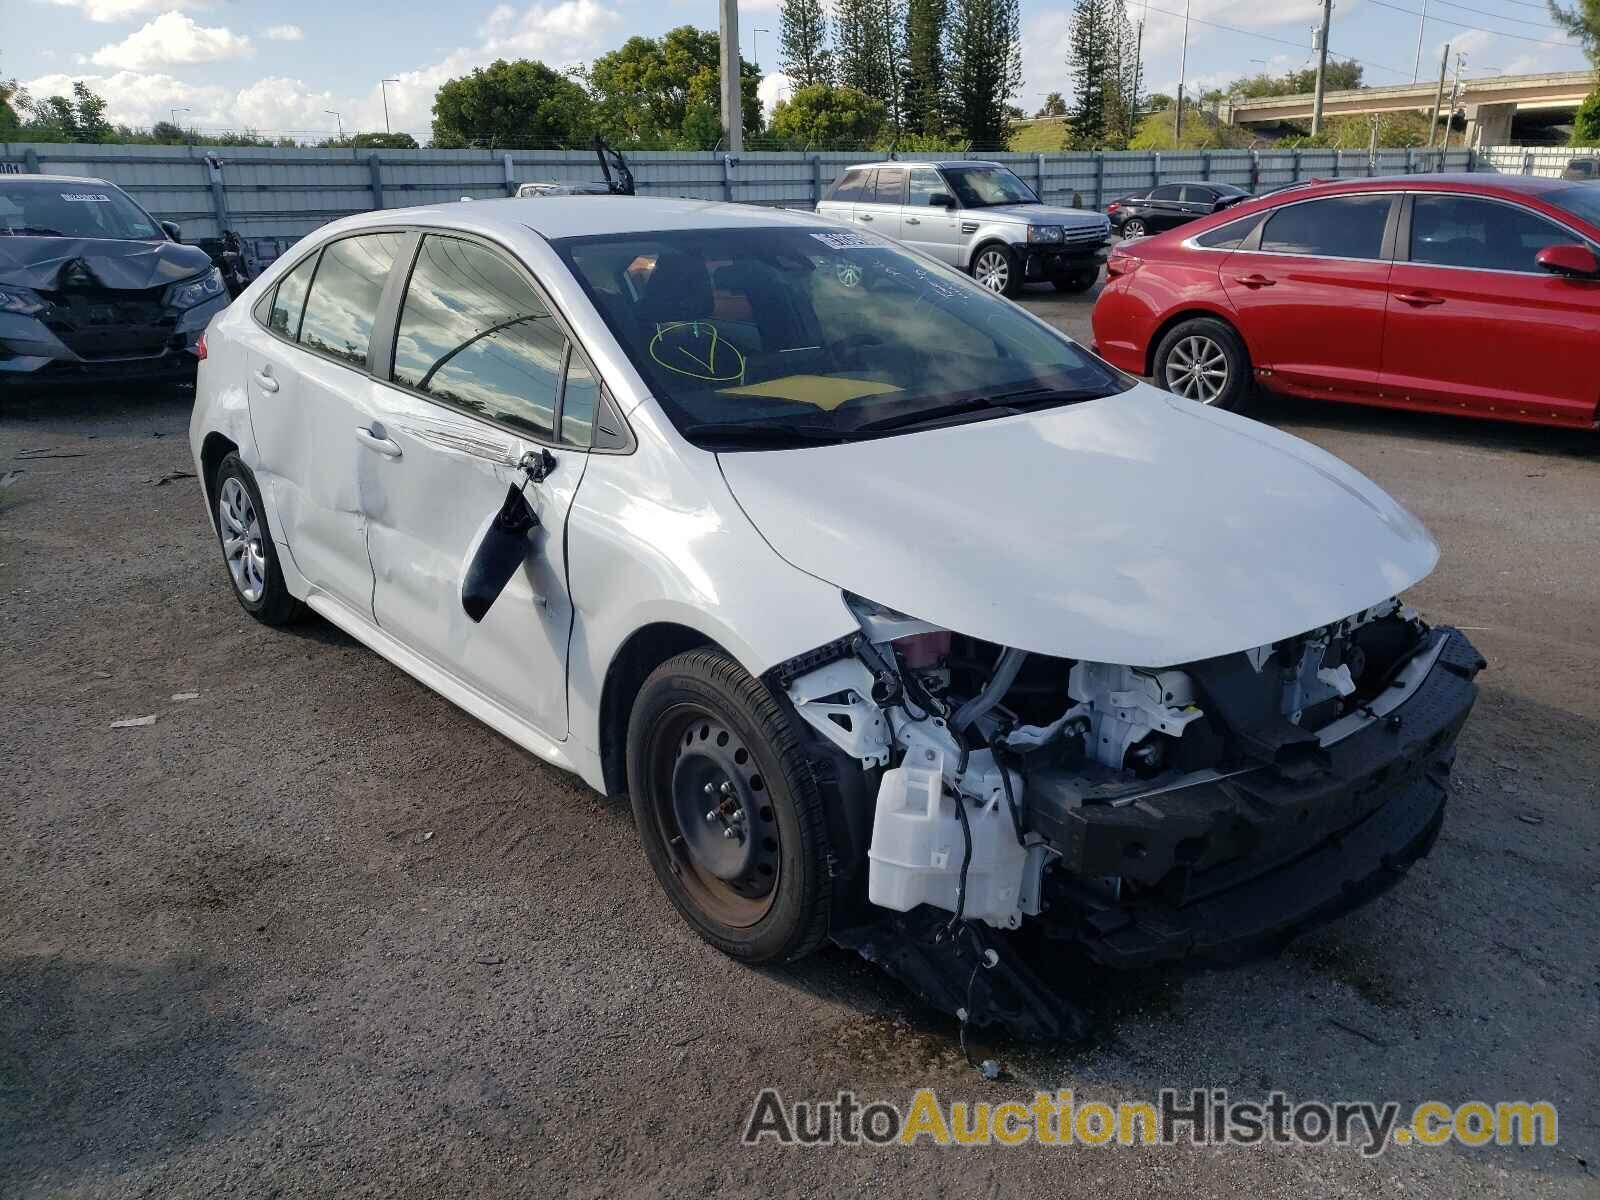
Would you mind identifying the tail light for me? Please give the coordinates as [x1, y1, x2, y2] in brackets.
[195, 332, 208, 360]
[1106, 202, 1121, 214]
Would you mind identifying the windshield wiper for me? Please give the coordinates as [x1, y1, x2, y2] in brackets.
[849, 386, 1103, 434]
[679, 421, 867, 447]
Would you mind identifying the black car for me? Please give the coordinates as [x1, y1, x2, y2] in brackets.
[0, 174, 228, 387]
[1106, 181, 1251, 238]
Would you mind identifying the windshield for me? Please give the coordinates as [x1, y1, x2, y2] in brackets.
[1545, 184, 1600, 232]
[0, 182, 161, 240]
[941, 166, 1040, 208]
[554, 226, 1130, 449]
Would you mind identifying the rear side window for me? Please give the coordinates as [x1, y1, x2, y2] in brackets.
[869, 168, 906, 205]
[268, 253, 317, 339]
[1260, 195, 1392, 260]
[297, 233, 404, 366]
[1409, 194, 1584, 273]
[1150, 184, 1183, 202]
[828, 170, 868, 203]
[1193, 212, 1263, 250]
[392, 235, 565, 439]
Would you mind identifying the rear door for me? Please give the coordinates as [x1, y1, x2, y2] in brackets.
[1220, 192, 1398, 401]
[817, 168, 868, 224]
[364, 233, 593, 739]
[1380, 192, 1600, 424]
[901, 167, 963, 265]
[1145, 184, 1187, 231]
[244, 232, 406, 614]
[853, 166, 906, 238]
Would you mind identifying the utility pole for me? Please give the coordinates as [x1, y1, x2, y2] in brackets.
[1310, 0, 1333, 137]
[719, 0, 743, 153]
[1411, 0, 1429, 83]
[1426, 41, 1449, 148]
[381, 79, 399, 134]
[1442, 50, 1463, 150]
[1174, 0, 1191, 141]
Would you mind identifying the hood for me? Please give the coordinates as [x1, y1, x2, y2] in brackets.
[717, 385, 1439, 667]
[980, 204, 1107, 228]
[0, 236, 214, 291]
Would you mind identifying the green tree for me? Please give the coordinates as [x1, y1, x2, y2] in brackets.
[1035, 91, 1066, 118]
[1570, 88, 1600, 144]
[834, 0, 907, 126]
[779, 0, 832, 89]
[1065, 0, 1114, 147]
[349, 131, 420, 148]
[946, 0, 1021, 147]
[1548, 0, 1600, 64]
[431, 59, 595, 148]
[588, 27, 761, 147]
[768, 83, 888, 145]
[904, 0, 949, 135]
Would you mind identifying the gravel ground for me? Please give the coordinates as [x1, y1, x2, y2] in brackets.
[2, 289, 1597, 1198]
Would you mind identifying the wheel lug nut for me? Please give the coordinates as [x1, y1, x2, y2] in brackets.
[705, 809, 718, 823]
[703, 782, 715, 796]
[719, 781, 733, 796]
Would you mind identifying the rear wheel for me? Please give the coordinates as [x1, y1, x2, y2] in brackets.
[970, 244, 1022, 297]
[627, 648, 833, 962]
[1121, 217, 1148, 239]
[1153, 317, 1252, 411]
[1053, 268, 1098, 294]
[213, 452, 304, 625]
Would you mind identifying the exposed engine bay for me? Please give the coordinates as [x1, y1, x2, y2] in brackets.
[768, 593, 1485, 1038]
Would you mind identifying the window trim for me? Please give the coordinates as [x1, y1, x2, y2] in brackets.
[380, 228, 635, 454]
[1396, 190, 1600, 278]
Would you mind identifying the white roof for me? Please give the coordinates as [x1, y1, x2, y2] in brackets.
[335, 196, 836, 241]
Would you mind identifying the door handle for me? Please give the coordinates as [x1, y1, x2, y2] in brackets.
[1233, 274, 1276, 289]
[905, 216, 921, 225]
[857, 214, 873, 221]
[354, 425, 402, 458]
[1395, 292, 1446, 307]
[253, 368, 279, 393]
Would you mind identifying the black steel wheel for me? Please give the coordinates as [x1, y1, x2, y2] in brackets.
[627, 647, 832, 962]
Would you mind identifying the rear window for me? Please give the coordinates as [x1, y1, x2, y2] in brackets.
[296, 233, 405, 367]
[1259, 195, 1392, 260]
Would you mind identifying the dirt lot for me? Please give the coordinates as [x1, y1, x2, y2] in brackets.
[3, 289, 1597, 1198]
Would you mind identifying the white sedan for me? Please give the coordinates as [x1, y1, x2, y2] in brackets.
[191, 197, 1483, 1036]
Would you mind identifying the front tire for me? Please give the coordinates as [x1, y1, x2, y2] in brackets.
[1152, 317, 1252, 411]
[626, 648, 833, 963]
[213, 452, 304, 625]
[970, 244, 1022, 297]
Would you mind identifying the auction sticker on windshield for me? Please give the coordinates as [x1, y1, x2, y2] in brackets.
[811, 231, 875, 250]
[60, 193, 113, 202]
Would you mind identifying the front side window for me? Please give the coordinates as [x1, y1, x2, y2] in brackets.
[555, 226, 1132, 449]
[907, 169, 946, 206]
[297, 233, 405, 366]
[1150, 184, 1183, 202]
[269, 253, 318, 339]
[1409, 194, 1584, 273]
[392, 235, 565, 439]
[940, 166, 1039, 208]
[0, 182, 159, 240]
[1260, 194, 1393, 260]
[869, 168, 906, 206]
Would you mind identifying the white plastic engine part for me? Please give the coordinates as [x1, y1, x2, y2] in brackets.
[785, 656, 891, 767]
[1069, 661, 1205, 770]
[867, 758, 1031, 929]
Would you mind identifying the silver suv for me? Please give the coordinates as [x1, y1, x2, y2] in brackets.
[816, 159, 1112, 296]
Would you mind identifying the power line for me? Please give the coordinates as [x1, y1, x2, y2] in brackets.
[1365, 0, 1579, 48]
[1137, 1, 1415, 78]
[1429, 0, 1561, 32]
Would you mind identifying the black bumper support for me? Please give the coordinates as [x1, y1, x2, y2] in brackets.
[1041, 626, 1485, 969]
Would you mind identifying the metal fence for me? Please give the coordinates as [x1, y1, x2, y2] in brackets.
[2, 141, 1478, 242]
[1475, 146, 1595, 179]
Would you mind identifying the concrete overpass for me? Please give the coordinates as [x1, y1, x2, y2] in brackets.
[1226, 70, 1595, 146]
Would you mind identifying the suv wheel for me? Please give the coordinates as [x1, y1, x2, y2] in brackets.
[971, 245, 1022, 297]
[1153, 317, 1252, 411]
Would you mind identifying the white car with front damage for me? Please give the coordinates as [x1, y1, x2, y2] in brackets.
[190, 196, 1484, 1037]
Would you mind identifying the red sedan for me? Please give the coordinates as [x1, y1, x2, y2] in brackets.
[1091, 174, 1600, 429]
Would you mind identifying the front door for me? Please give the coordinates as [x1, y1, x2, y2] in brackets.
[901, 167, 963, 265]
[245, 232, 406, 614]
[1221, 192, 1397, 401]
[364, 233, 589, 738]
[1380, 192, 1600, 425]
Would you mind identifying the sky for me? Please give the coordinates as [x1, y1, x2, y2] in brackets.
[3, 0, 1590, 142]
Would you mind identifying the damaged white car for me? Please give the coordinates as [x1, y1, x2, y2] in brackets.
[191, 197, 1484, 1037]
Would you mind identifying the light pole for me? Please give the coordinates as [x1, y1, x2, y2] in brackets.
[380, 79, 399, 135]
[325, 109, 344, 141]
[751, 27, 769, 68]
[170, 106, 191, 144]
[1310, 0, 1333, 137]
[1174, 0, 1191, 140]
[1411, 0, 1430, 83]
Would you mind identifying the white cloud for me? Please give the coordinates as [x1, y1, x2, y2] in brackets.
[48, 0, 207, 22]
[758, 72, 792, 118]
[90, 12, 253, 70]
[480, 0, 621, 57]
[24, 69, 231, 128]
[262, 24, 304, 42]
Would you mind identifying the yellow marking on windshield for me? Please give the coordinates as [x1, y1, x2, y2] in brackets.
[718, 375, 902, 411]
[648, 321, 746, 383]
